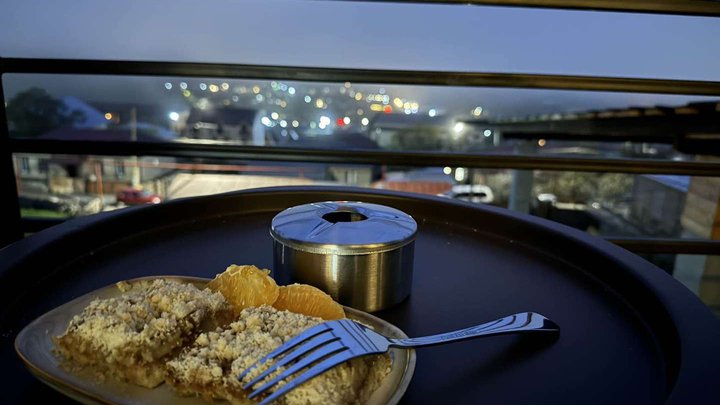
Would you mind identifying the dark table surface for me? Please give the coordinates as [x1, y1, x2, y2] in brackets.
[1, 186, 719, 404]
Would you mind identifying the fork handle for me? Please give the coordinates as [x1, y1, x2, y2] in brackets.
[388, 312, 558, 348]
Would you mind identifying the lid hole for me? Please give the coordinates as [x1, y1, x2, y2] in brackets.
[322, 211, 368, 223]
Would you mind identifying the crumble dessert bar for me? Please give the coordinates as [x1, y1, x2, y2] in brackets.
[166, 305, 391, 404]
[55, 279, 233, 388]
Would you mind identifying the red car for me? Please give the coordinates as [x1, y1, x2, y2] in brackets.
[116, 188, 162, 205]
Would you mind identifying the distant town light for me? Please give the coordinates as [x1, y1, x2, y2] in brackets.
[288, 87, 296, 95]
[379, 87, 386, 95]
[443, 166, 452, 175]
[252, 86, 261, 94]
[104, 112, 113, 120]
[472, 106, 483, 117]
[271, 112, 279, 120]
[199, 83, 207, 91]
[310, 121, 317, 129]
[361, 117, 369, 126]
[343, 116, 351, 125]
[455, 167, 466, 182]
[292, 120, 299, 128]
[221, 82, 230, 91]
[337, 118, 345, 127]
[538, 139, 546, 147]
[183, 90, 191, 97]
[232, 95, 239, 102]
[209, 84, 219, 93]
[261, 117, 272, 127]
[304, 95, 312, 103]
[393, 98, 404, 108]
[453, 122, 465, 133]
[319, 123, 327, 130]
[319, 116, 331, 126]
[344, 82, 352, 88]
[164, 82, 172, 90]
[315, 98, 325, 108]
[370, 104, 383, 112]
[428, 109, 437, 117]
[357, 109, 364, 116]
[179, 82, 187, 90]
[256, 94, 264, 102]
[484, 129, 492, 137]
[383, 105, 392, 114]
[280, 120, 287, 128]
[355, 92, 363, 101]
[280, 100, 287, 108]
[168, 112, 180, 121]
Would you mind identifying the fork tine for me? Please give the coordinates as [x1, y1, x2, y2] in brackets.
[241, 332, 340, 389]
[237, 322, 332, 381]
[255, 350, 355, 405]
[247, 341, 347, 400]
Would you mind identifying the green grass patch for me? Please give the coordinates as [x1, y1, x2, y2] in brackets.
[21, 208, 69, 219]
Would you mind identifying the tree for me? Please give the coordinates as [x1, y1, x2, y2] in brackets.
[6, 88, 85, 137]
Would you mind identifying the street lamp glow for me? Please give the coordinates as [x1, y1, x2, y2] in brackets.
[292, 120, 299, 128]
[428, 109, 437, 117]
[472, 106, 483, 117]
[343, 116, 351, 125]
[319, 116, 331, 126]
[361, 117, 369, 126]
[443, 166, 452, 175]
[261, 117, 272, 127]
[104, 112, 113, 120]
[280, 120, 287, 128]
[271, 112, 279, 120]
[304, 95, 312, 103]
[453, 122, 465, 133]
[164, 82, 172, 90]
[483, 129, 492, 137]
[168, 112, 180, 121]
[288, 87, 295, 95]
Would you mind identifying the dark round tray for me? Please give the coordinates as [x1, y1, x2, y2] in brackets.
[1, 186, 718, 404]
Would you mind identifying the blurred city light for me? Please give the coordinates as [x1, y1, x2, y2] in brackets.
[168, 111, 179, 121]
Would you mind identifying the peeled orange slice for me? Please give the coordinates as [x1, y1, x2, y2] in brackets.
[273, 284, 345, 320]
[207, 264, 279, 314]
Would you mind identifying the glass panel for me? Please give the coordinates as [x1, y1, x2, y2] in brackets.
[14, 154, 720, 242]
[4, 73, 718, 162]
[650, 254, 720, 317]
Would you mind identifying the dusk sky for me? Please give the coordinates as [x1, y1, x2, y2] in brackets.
[2, 0, 719, 117]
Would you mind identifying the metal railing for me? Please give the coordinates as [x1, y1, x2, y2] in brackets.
[2, 56, 720, 255]
[332, 0, 720, 17]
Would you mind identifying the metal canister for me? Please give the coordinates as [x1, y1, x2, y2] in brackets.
[271, 201, 417, 312]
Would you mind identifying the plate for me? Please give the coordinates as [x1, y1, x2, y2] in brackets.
[15, 276, 416, 405]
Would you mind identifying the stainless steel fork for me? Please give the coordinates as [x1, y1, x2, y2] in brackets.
[238, 312, 559, 404]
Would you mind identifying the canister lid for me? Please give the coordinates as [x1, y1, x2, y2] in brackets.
[270, 201, 417, 255]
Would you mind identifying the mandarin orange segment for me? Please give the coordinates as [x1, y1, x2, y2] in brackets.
[273, 284, 345, 320]
[207, 264, 279, 315]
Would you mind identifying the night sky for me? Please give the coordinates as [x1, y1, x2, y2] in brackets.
[2, 0, 719, 117]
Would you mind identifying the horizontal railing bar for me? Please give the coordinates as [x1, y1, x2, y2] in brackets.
[3, 57, 720, 96]
[9, 139, 720, 176]
[333, 0, 720, 17]
[607, 238, 720, 255]
[19, 216, 720, 255]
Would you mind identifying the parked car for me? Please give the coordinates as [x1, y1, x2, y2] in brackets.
[444, 184, 494, 204]
[116, 188, 162, 205]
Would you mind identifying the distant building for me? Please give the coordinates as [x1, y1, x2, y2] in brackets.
[184, 107, 265, 144]
[367, 114, 453, 150]
[630, 175, 689, 237]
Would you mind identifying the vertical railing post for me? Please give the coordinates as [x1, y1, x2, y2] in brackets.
[0, 58, 24, 246]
